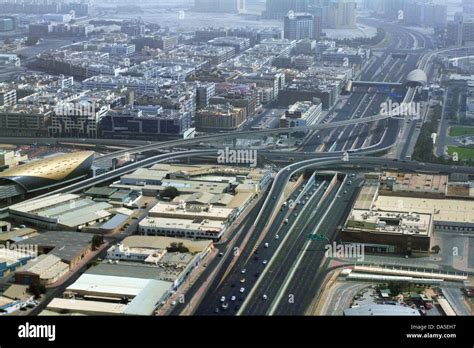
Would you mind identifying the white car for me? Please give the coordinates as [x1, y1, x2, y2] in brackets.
[240, 287, 245, 293]
[263, 294, 268, 300]
[220, 296, 226, 302]
[275, 235, 280, 240]
[262, 260, 268, 265]
[241, 269, 246, 274]
[231, 296, 236, 301]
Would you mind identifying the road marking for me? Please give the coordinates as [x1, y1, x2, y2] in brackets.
[268, 177, 348, 315]
[237, 180, 327, 315]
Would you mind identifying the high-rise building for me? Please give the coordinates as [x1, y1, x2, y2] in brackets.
[327, 0, 357, 29]
[447, 13, 474, 46]
[194, 0, 245, 13]
[284, 13, 314, 40]
[263, 0, 309, 19]
[0, 17, 15, 32]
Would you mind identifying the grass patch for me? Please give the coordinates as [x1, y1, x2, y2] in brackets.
[449, 126, 474, 137]
[447, 146, 474, 161]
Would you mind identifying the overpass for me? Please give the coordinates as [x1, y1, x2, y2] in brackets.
[95, 112, 403, 162]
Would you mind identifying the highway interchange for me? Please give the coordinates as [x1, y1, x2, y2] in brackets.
[3, 17, 474, 317]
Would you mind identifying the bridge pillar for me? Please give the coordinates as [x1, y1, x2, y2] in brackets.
[112, 158, 117, 170]
[232, 138, 237, 148]
[273, 135, 277, 150]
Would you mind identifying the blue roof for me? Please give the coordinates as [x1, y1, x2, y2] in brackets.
[100, 214, 128, 230]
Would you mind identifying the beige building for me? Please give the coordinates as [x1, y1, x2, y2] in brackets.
[195, 104, 246, 132]
[139, 216, 226, 241]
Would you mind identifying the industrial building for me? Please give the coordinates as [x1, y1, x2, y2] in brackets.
[48, 274, 172, 316]
[45, 235, 213, 315]
[16, 231, 93, 268]
[14, 254, 69, 286]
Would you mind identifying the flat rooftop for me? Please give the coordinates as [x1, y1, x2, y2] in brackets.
[47, 298, 126, 315]
[149, 202, 234, 221]
[122, 235, 212, 254]
[381, 172, 448, 195]
[139, 217, 225, 232]
[347, 209, 432, 236]
[373, 196, 474, 224]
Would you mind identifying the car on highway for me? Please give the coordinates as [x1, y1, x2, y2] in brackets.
[240, 278, 246, 283]
[284, 219, 289, 224]
[262, 294, 268, 300]
[215, 308, 220, 313]
[220, 296, 226, 302]
[264, 242, 269, 248]
[222, 303, 229, 310]
[262, 260, 268, 265]
[241, 269, 246, 274]
[231, 296, 236, 301]
[240, 287, 245, 293]
[275, 235, 280, 240]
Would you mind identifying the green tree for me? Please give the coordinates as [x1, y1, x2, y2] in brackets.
[161, 186, 179, 200]
[166, 242, 189, 253]
[25, 36, 40, 46]
[28, 281, 46, 299]
[92, 234, 104, 250]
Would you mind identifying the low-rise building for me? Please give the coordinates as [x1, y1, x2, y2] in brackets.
[139, 217, 226, 241]
[14, 254, 69, 286]
[280, 101, 323, 128]
[195, 104, 246, 132]
[16, 231, 93, 268]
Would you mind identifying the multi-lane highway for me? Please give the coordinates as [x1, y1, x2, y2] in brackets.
[170, 156, 474, 316]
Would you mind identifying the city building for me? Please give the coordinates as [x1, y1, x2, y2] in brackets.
[280, 101, 323, 128]
[195, 104, 246, 132]
[196, 82, 216, 109]
[100, 106, 193, 140]
[0, 17, 16, 32]
[379, 172, 448, 198]
[341, 173, 474, 255]
[139, 216, 227, 241]
[448, 13, 474, 46]
[263, 0, 309, 19]
[148, 201, 235, 222]
[284, 13, 314, 40]
[194, 0, 245, 13]
[327, 0, 357, 29]
[0, 88, 17, 106]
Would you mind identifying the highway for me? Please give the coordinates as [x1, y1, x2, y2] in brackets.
[169, 156, 474, 316]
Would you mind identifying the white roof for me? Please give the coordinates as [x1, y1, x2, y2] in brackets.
[47, 298, 126, 315]
[66, 274, 151, 297]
